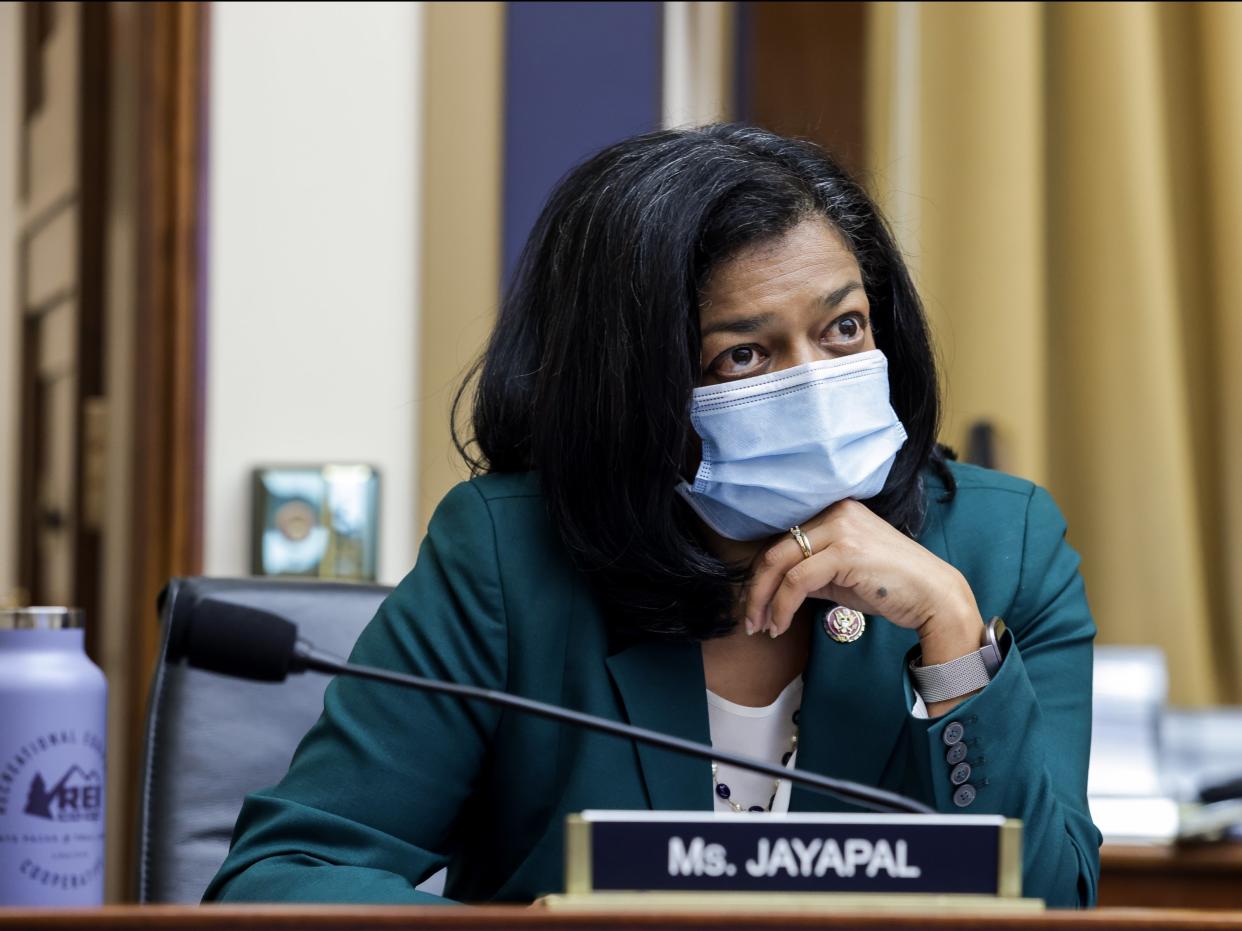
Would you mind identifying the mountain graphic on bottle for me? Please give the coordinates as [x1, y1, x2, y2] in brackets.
[24, 765, 103, 820]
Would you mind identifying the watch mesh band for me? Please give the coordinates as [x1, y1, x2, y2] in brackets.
[909, 648, 992, 703]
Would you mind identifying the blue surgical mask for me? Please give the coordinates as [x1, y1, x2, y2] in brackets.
[676, 349, 908, 541]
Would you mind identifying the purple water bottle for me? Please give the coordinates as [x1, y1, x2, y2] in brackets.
[0, 608, 107, 905]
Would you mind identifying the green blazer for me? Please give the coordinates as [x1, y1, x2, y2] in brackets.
[204, 461, 1100, 908]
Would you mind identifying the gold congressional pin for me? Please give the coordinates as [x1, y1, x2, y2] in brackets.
[822, 605, 865, 643]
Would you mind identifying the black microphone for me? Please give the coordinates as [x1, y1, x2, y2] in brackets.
[167, 598, 933, 815]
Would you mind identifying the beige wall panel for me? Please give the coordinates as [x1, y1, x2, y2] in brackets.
[663, 1, 735, 127]
[25, 203, 78, 308]
[26, 1, 80, 219]
[417, 2, 505, 533]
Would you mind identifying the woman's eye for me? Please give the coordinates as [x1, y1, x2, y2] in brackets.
[825, 313, 867, 345]
[711, 345, 767, 378]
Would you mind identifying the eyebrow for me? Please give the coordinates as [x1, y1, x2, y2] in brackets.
[822, 281, 864, 308]
[700, 281, 865, 340]
[700, 312, 777, 340]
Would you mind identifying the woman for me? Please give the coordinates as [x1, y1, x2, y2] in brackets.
[205, 125, 1100, 908]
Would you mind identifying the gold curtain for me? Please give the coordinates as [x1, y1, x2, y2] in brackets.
[867, 1, 1242, 704]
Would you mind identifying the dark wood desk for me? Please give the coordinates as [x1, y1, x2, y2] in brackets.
[3, 906, 1242, 931]
[1100, 844, 1242, 910]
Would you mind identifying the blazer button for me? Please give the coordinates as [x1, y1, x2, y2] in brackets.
[943, 721, 965, 746]
[946, 742, 968, 765]
[950, 762, 973, 785]
[953, 784, 977, 808]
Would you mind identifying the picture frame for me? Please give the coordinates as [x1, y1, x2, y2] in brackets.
[250, 464, 380, 582]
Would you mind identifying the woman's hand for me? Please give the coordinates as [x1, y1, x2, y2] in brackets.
[742, 499, 984, 668]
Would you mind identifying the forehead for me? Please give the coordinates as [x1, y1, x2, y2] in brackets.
[700, 218, 860, 312]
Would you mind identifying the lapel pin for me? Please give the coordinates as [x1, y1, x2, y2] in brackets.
[822, 604, 866, 643]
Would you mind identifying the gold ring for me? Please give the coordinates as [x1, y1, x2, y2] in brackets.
[789, 525, 813, 560]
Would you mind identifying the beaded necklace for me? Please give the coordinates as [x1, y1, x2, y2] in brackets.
[710, 707, 800, 813]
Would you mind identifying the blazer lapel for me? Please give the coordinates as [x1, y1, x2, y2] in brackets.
[605, 637, 712, 812]
[791, 493, 950, 811]
[789, 608, 918, 811]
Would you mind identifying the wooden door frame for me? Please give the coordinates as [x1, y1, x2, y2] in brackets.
[76, 0, 110, 657]
[122, 0, 210, 897]
[740, 1, 868, 177]
[129, 0, 208, 674]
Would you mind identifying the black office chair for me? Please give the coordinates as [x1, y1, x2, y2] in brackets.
[135, 576, 392, 903]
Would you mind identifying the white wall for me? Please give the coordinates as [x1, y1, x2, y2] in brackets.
[206, 1, 423, 584]
[0, 1, 20, 603]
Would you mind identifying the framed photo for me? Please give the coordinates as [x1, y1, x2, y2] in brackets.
[251, 465, 380, 581]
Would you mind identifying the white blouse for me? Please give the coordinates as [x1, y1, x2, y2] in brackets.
[707, 678, 929, 814]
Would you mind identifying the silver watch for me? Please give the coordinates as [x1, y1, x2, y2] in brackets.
[909, 617, 1007, 703]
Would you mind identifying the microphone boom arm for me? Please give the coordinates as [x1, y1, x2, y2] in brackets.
[293, 642, 933, 816]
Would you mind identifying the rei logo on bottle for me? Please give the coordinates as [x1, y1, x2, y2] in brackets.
[23, 765, 103, 823]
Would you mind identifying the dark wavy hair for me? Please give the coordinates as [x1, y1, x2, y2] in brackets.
[453, 124, 954, 640]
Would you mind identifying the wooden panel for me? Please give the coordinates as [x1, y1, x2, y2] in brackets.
[25, 0, 79, 218]
[1099, 843, 1242, 910]
[38, 368, 77, 604]
[17, 1, 82, 615]
[22, 0, 54, 121]
[123, 0, 209, 901]
[17, 318, 39, 602]
[24, 203, 78, 310]
[81, 395, 107, 532]
[98, 0, 142, 905]
[36, 296, 77, 375]
[17, 0, 212, 902]
[743, 1, 868, 177]
[130, 0, 207, 693]
[73, 0, 110, 657]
